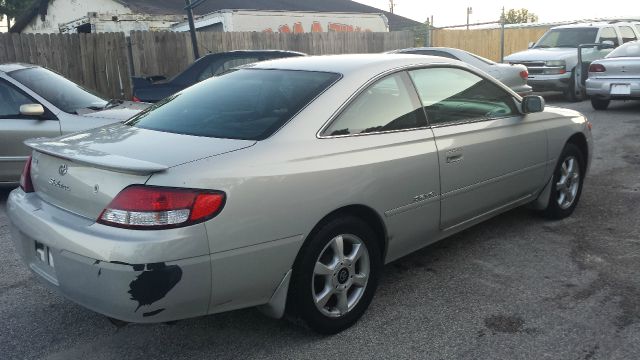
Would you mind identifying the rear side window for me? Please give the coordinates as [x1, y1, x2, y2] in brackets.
[409, 67, 518, 125]
[128, 69, 340, 140]
[198, 57, 260, 81]
[619, 26, 637, 43]
[322, 72, 426, 136]
[599, 27, 619, 47]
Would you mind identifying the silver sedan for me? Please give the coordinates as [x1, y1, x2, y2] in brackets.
[388, 47, 533, 95]
[7, 54, 592, 334]
[586, 40, 640, 110]
[0, 64, 148, 184]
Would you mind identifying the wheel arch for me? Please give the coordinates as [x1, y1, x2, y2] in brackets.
[300, 204, 389, 263]
[567, 132, 589, 170]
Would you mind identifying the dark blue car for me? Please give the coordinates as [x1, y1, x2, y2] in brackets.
[132, 50, 306, 103]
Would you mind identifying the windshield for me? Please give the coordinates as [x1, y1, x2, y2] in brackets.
[607, 41, 640, 58]
[8, 67, 107, 113]
[535, 28, 598, 48]
[126, 69, 340, 141]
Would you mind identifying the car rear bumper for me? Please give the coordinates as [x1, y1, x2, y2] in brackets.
[585, 78, 640, 99]
[6, 189, 212, 323]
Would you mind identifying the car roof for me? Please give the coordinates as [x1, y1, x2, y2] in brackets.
[202, 50, 307, 58]
[551, 22, 637, 30]
[0, 63, 39, 74]
[248, 54, 460, 74]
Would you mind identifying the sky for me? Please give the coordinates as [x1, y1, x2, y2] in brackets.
[353, 0, 640, 27]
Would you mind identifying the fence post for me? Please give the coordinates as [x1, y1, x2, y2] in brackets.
[126, 34, 135, 77]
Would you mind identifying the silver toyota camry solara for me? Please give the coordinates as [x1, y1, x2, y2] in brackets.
[7, 54, 592, 334]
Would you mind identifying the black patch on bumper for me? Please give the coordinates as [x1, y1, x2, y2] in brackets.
[128, 262, 182, 311]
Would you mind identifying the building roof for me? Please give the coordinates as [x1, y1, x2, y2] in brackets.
[11, 0, 422, 32]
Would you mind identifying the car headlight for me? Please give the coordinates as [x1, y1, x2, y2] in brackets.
[545, 60, 566, 67]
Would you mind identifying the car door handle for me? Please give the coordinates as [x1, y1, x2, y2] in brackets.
[446, 154, 463, 163]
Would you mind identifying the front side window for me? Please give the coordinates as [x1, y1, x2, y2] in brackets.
[607, 41, 640, 58]
[322, 72, 426, 136]
[0, 80, 35, 118]
[619, 26, 637, 43]
[409, 67, 518, 125]
[598, 27, 620, 47]
[127, 69, 340, 140]
[8, 67, 107, 113]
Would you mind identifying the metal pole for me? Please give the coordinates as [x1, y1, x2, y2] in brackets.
[500, 7, 505, 63]
[185, 0, 200, 59]
[429, 15, 433, 46]
[466, 7, 470, 30]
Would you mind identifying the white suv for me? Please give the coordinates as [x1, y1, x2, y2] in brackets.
[505, 22, 640, 101]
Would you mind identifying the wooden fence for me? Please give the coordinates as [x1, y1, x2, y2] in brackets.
[130, 30, 415, 79]
[432, 27, 551, 62]
[0, 32, 132, 99]
[0, 31, 415, 100]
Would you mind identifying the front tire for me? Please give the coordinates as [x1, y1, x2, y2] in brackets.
[563, 71, 584, 102]
[590, 97, 610, 110]
[543, 143, 585, 220]
[287, 216, 382, 334]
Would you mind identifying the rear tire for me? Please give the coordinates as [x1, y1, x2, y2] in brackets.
[543, 143, 585, 220]
[287, 216, 382, 334]
[590, 97, 610, 110]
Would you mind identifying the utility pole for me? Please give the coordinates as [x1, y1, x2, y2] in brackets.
[500, 7, 505, 63]
[184, 0, 204, 59]
[466, 7, 472, 30]
[389, 0, 395, 14]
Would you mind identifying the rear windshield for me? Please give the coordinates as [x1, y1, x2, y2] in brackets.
[607, 41, 640, 58]
[535, 28, 598, 48]
[126, 69, 339, 140]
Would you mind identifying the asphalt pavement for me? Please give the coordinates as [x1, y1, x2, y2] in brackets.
[1, 97, 639, 360]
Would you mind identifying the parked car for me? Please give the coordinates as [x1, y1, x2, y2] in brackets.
[132, 50, 306, 102]
[388, 47, 532, 95]
[505, 22, 640, 101]
[7, 54, 592, 334]
[0, 64, 148, 184]
[586, 40, 640, 110]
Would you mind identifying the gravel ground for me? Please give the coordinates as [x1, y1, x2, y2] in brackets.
[1, 97, 639, 360]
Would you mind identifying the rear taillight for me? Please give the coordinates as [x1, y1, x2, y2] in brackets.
[20, 156, 34, 193]
[519, 70, 529, 79]
[132, 96, 142, 102]
[589, 63, 606, 73]
[98, 185, 225, 229]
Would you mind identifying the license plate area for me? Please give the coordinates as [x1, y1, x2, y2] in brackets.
[610, 84, 631, 95]
[35, 241, 55, 268]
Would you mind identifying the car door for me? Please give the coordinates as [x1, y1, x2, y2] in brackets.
[320, 71, 441, 261]
[0, 79, 60, 183]
[408, 66, 547, 230]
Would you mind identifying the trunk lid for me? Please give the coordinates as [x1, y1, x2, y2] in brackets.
[27, 123, 256, 219]
[594, 57, 640, 78]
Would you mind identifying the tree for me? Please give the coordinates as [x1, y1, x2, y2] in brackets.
[0, 0, 37, 28]
[503, 8, 539, 24]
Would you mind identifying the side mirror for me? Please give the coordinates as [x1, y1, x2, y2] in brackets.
[528, 41, 535, 49]
[20, 104, 45, 117]
[522, 95, 545, 114]
[597, 40, 615, 50]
